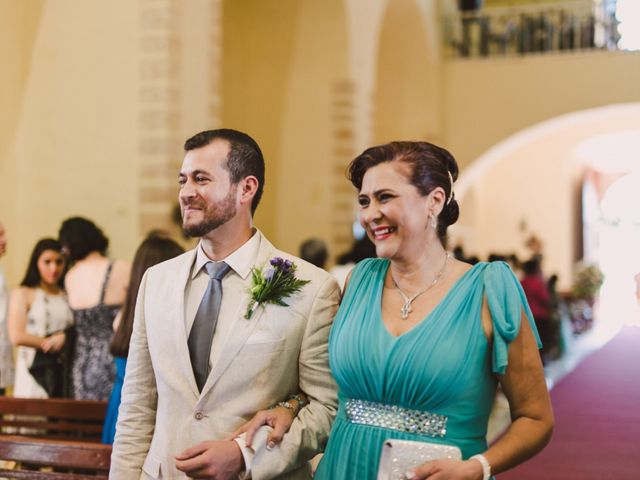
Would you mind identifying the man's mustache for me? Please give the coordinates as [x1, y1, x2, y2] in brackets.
[181, 201, 206, 210]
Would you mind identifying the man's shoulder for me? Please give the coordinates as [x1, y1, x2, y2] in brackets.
[145, 249, 194, 278]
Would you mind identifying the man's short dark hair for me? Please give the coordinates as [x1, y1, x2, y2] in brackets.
[184, 129, 265, 214]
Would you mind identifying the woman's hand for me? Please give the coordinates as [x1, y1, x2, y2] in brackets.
[226, 406, 295, 450]
[404, 458, 483, 480]
[41, 332, 65, 353]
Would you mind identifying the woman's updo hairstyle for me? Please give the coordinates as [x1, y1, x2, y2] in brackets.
[347, 141, 460, 246]
[59, 216, 109, 262]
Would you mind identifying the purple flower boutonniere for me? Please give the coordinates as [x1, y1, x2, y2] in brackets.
[245, 257, 310, 319]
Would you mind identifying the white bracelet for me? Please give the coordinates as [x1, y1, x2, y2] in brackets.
[469, 454, 491, 480]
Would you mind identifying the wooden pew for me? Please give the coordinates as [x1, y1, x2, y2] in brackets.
[0, 434, 111, 479]
[0, 397, 107, 442]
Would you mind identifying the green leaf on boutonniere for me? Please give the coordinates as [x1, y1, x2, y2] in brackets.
[244, 257, 310, 319]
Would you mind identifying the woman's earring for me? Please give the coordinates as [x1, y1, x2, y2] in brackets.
[431, 215, 437, 229]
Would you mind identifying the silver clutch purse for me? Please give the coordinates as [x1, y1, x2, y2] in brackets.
[377, 439, 462, 480]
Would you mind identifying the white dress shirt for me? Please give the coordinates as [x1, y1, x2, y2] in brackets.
[184, 230, 261, 478]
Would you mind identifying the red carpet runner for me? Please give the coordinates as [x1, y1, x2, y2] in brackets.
[499, 326, 640, 480]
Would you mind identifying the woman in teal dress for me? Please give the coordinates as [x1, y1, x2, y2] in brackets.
[237, 141, 553, 479]
[102, 234, 184, 444]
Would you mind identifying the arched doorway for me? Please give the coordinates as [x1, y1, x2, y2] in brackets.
[452, 103, 640, 333]
[452, 104, 640, 284]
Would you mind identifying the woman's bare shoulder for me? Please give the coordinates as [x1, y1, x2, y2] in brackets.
[10, 286, 34, 304]
[110, 259, 131, 284]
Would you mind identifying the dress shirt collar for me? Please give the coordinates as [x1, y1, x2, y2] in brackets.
[192, 229, 261, 280]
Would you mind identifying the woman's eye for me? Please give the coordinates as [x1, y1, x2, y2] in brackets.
[378, 194, 392, 202]
[358, 197, 369, 207]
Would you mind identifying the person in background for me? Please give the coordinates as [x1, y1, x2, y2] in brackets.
[488, 253, 506, 263]
[329, 235, 376, 291]
[520, 258, 551, 363]
[59, 217, 130, 400]
[102, 234, 184, 444]
[0, 221, 14, 394]
[452, 245, 466, 262]
[299, 238, 328, 270]
[8, 239, 73, 398]
[466, 255, 480, 265]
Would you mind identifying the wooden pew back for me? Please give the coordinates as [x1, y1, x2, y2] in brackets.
[0, 434, 111, 479]
[0, 397, 107, 442]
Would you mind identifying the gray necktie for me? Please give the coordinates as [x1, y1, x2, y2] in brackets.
[188, 261, 231, 391]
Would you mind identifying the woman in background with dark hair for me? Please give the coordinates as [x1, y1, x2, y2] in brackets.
[59, 217, 130, 400]
[102, 234, 184, 444]
[8, 238, 73, 398]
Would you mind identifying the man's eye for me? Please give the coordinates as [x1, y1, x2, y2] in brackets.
[195, 176, 208, 183]
[178, 178, 186, 186]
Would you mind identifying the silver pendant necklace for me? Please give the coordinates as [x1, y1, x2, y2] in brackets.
[391, 252, 450, 320]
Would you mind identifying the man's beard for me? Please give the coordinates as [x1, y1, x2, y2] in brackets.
[181, 188, 237, 238]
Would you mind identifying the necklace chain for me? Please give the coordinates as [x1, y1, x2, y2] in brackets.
[391, 252, 450, 320]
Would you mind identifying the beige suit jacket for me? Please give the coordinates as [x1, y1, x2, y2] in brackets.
[110, 234, 340, 479]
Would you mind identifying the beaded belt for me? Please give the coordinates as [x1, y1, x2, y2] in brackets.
[344, 398, 448, 438]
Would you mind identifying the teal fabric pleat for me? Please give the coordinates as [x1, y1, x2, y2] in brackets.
[315, 259, 540, 480]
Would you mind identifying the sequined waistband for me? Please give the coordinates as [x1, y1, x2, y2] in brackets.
[344, 398, 448, 438]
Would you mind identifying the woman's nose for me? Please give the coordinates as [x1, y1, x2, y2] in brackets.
[360, 204, 381, 225]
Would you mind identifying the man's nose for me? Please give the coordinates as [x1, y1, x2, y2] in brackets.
[179, 180, 196, 199]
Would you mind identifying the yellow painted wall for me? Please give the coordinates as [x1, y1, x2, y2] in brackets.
[443, 51, 640, 168]
[374, 0, 442, 144]
[273, 0, 350, 255]
[2, 0, 140, 285]
[222, 0, 301, 241]
[0, 0, 46, 283]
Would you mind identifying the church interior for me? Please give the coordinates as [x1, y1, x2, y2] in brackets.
[0, 0, 639, 478]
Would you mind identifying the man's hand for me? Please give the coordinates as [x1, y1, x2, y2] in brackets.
[226, 405, 295, 449]
[175, 440, 244, 479]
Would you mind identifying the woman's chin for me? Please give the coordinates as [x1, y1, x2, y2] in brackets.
[374, 245, 395, 260]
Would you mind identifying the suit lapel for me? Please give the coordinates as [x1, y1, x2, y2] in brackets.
[174, 249, 200, 398]
[199, 233, 276, 397]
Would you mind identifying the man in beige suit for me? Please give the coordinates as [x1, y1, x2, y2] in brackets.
[110, 129, 340, 479]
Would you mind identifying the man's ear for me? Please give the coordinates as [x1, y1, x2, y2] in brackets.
[239, 176, 259, 206]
